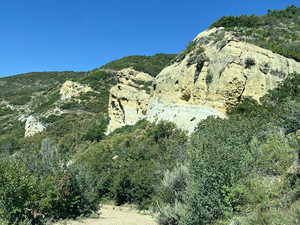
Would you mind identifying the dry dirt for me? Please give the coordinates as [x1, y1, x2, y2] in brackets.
[58, 205, 158, 225]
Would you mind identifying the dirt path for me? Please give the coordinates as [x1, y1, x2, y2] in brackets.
[58, 205, 158, 225]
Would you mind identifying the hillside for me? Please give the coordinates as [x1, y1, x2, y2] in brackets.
[0, 54, 175, 157]
[0, 6, 300, 225]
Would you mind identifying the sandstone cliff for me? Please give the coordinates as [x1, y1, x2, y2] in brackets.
[107, 68, 154, 133]
[152, 27, 300, 110]
[107, 28, 300, 134]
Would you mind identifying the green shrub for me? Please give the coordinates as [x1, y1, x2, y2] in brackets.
[40, 115, 62, 124]
[0, 160, 41, 224]
[77, 121, 188, 209]
[229, 73, 300, 131]
[180, 72, 300, 224]
[108, 119, 149, 136]
[251, 132, 296, 176]
[0, 149, 102, 225]
[205, 72, 213, 85]
[101, 54, 176, 77]
[244, 57, 256, 68]
[210, 6, 300, 61]
[159, 164, 189, 204]
[60, 101, 80, 110]
[156, 164, 189, 225]
[210, 14, 261, 28]
[0, 107, 13, 117]
[261, 73, 300, 105]
[83, 114, 108, 142]
[182, 117, 255, 225]
[9, 95, 32, 105]
[241, 199, 300, 225]
[157, 201, 186, 225]
[0, 137, 20, 157]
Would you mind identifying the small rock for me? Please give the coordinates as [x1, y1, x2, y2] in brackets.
[60, 80, 93, 101]
[24, 116, 45, 137]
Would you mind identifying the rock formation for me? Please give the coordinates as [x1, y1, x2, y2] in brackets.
[151, 27, 300, 111]
[24, 115, 46, 137]
[107, 68, 154, 133]
[107, 28, 300, 134]
[60, 80, 93, 101]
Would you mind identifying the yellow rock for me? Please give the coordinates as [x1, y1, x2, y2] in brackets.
[107, 68, 153, 133]
[60, 80, 93, 101]
[107, 28, 300, 134]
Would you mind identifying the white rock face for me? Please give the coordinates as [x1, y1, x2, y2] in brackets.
[60, 80, 93, 101]
[24, 116, 45, 137]
[107, 68, 153, 133]
[107, 28, 300, 134]
[147, 101, 226, 134]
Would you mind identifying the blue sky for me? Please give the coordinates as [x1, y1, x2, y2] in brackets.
[0, 0, 299, 77]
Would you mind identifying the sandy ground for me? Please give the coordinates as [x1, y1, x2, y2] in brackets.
[58, 205, 158, 225]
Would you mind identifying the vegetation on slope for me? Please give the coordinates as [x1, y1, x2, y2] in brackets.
[0, 52, 179, 224]
[156, 73, 300, 225]
[2, 71, 298, 225]
[0, 69, 117, 159]
[0, 71, 85, 105]
[210, 5, 300, 61]
[0, 6, 300, 225]
[76, 120, 188, 209]
[101, 53, 176, 77]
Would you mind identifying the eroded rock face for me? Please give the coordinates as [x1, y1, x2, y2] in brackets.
[107, 28, 300, 134]
[152, 27, 300, 112]
[107, 68, 153, 133]
[147, 101, 226, 134]
[60, 81, 93, 101]
[24, 115, 45, 137]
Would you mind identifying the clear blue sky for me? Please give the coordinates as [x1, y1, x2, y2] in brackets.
[0, 0, 299, 77]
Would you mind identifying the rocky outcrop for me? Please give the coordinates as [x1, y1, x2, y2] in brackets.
[24, 115, 46, 137]
[107, 68, 154, 133]
[152, 27, 300, 112]
[107, 28, 300, 134]
[60, 81, 93, 101]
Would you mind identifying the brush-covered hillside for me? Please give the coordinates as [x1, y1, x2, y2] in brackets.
[0, 54, 175, 157]
[0, 6, 299, 225]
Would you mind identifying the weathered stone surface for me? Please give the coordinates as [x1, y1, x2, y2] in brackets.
[152, 28, 300, 112]
[107, 68, 153, 133]
[107, 28, 300, 134]
[60, 81, 93, 101]
[24, 115, 45, 137]
[147, 101, 226, 134]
